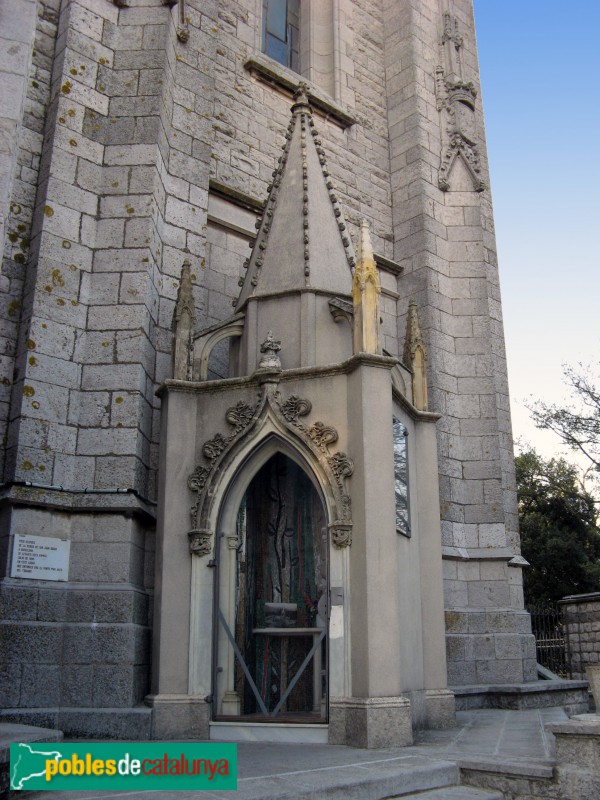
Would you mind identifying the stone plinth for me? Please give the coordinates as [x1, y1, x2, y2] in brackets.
[329, 696, 413, 748]
[546, 716, 600, 800]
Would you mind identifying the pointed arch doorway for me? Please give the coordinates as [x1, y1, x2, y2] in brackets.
[214, 451, 329, 724]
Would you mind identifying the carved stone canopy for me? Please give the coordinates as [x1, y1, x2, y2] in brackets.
[435, 13, 485, 193]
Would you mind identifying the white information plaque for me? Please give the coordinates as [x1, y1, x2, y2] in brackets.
[10, 534, 70, 581]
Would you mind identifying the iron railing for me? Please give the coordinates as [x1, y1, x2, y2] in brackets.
[528, 605, 572, 679]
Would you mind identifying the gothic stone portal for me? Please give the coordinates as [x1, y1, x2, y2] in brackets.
[214, 453, 328, 722]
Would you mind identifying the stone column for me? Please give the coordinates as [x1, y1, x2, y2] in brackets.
[219, 532, 241, 716]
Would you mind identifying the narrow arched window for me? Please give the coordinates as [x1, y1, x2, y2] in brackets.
[393, 417, 411, 537]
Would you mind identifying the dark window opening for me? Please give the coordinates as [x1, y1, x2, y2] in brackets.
[262, 0, 300, 72]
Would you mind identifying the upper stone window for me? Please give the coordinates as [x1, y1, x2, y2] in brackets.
[262, 0, 300, 72]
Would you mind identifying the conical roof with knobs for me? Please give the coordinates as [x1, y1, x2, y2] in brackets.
[235, 84, 355, 310]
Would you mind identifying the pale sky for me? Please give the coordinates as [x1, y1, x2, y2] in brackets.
[473, 1, 600, 464]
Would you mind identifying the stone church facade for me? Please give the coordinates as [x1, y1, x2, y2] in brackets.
[0, 0, 536, 745]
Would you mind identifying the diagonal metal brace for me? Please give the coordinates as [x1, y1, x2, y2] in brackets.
[218, 609, 269, 717]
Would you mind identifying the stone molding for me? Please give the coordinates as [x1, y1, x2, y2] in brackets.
[187, 381, 354, 555]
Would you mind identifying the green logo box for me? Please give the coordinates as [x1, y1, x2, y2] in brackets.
[10, 742, 237, 791]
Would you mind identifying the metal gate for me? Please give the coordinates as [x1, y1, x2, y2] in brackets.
[528, 605, 572, 678]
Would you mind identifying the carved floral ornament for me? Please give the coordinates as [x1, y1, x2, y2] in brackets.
[187, 388, 354, 556]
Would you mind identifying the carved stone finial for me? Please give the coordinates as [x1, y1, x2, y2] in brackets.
[357, 219, 374, 263]
[172, 258, 196, 380]
[292, 82, 311, 114]
[258, 331, 282, 370]
[352, 220, 381, 355]
[404, 300, 428, 411]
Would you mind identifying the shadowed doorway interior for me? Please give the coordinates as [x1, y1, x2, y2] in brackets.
[214, 452, 328, 722]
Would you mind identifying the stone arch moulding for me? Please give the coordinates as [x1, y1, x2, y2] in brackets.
[187, 382, 354, 557]
[192, 313, 246, 381]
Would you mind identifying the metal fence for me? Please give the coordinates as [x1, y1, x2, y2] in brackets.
[528, 605, 572, 679]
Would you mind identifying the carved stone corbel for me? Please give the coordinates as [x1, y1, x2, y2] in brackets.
[188, 529, 213, 557]
[329, 521, 353, 548]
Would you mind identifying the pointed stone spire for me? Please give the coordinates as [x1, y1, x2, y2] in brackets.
[403, 300, 428, 411]
[172, 258, 196, 380]
[234, 82, 355, 310]
[352, 220, 381, 354]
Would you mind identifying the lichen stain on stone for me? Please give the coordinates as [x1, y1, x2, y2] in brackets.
[62, 240, 71, 249]
[115, 396, 123, 404]
[31, 401, 40, 410]
[8, 232, 18, 243]
[28, 356, 37, 366]
[51, 269, 65, 287]
[8, 300, 21, 317]
[67, 109, 75, 118]
[27, 339, 35, 350]
[61, 80, 72, 94]
[69, 264, 77, 271]
[57, 299, 65, 306]
[445, 611, 463, 632]
[22, 460, 33, 471]
[69, 139, 77, 147]
[23, 386, 35, 397]
[44, 285, 52, 293]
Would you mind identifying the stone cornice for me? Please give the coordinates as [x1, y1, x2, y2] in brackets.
[158, 352, 399, 398]
[244, 55, 358, 129]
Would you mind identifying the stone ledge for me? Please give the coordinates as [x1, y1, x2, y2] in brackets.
[0, 708, 152, 740]
[458, 758, 554, 780]
[546, 715, 600, 736]
[453, 681, 589, 712]
[1, 723, 63, 799]
[244, 55, 358, 128]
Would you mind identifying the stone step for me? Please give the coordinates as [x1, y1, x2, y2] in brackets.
[232, 759, 461, 800]
[396, 788, 503, 800]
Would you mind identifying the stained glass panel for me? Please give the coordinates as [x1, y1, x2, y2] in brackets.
[393, 417, 411, 537]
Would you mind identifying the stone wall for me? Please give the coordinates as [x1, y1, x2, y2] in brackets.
[561, 592, 600, 681]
